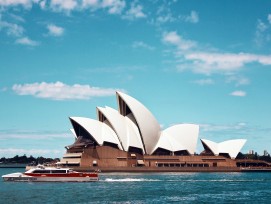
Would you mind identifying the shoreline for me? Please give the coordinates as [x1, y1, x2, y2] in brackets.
[0, 164, 27, 168]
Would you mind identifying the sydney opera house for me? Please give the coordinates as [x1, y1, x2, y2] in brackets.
[59, 92, 269, 172]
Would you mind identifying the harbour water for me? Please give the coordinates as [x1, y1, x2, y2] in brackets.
[1, 168, 271, 203]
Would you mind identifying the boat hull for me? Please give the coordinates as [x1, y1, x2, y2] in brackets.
[2, 172, 98, 182]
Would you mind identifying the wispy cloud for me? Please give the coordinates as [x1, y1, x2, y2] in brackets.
[9, 13, 25, 23]
[15, 37, 39, 46]
[0, 129, 70, 156]
[122, 1, 146, 20]
[153, 2, 198, 25]
[183, 10, 199, 24]
[255, 15, 271, 47]
[0, 0, 127, 14]
[226, 75, 250, 86]
[192, 78, 214, 85]
[163, 31, 196, 51]
[12, 81, 125, 100]
[230, 90, 246, 97]
[162, 31, 271, 75]
[0, 129, 71, 140]
[82, 0, 126, 14]
[200, 122, 248, 133]
[200, 122, 271, 139]
[47, 24, 64, 36]
[50, 0, 78, 12]
[39, 0, 46, 9]
[183, 52, 271, 74]
[104, 0, 126, 14]
[0, 148, 62, 156]
[0, 19, 24, 37]
[153, 2, 176, 25]
[132, 41, 155, 50]
[0, 0, 33, 8]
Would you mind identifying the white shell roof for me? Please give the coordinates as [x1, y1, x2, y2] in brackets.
[152, 124, 199, 154]
[97, 106, 144, 153]
[152, 131, 186, 153]
[70, 117, 123, 150]
[116, 91, 161, 154]
[201, 139, 247, 159]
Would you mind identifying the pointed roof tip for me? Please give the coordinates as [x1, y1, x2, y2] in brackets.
[116, 90, 129, 96]
[200, 138, 212, 143]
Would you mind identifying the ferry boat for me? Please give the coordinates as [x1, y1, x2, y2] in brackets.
[2, 166, 99, 182]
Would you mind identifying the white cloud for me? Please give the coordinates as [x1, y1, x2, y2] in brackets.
[255, 17, 271, 47]
[200, 122, 247, 132]
[156, 13, 175, 24]
[192, 78, 214, 85]
[230, 90, 246, 97]
[103, 0, 125, 14]
[82, 0, 98, 8]
[15, 37, 39, 46]
[0, 0, 33, 8]
[162, 31, 196, 51]
[184, 52, 271, 74]
[82, 0, 125, 14]
[39, 0, 46, 9]
[47, 24, 64, 36]
[0, 0, 126, 15]
[183, 10, 199, 23]
[123, 1, 146, 20]
[257, 19, 267, 32]
[0, 19, 24, 37]
[163, 31, 271, 75]
[12, 81, 125, 100]
[268, 14, 271, 24]
[132, 41, 155, 50]
[153, 3, 176, 25]
[50, 0, 78, 12]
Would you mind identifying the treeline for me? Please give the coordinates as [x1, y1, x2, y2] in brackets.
[236, 152, 271, 163]
[0, 155, 59, 165]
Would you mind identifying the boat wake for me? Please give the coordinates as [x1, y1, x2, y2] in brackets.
[103, 178, 268, 183]
[104, 178, 160, 182]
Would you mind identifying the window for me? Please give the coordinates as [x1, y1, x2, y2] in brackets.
[51, 170, 66, 173]
[33, 170, 50, 174]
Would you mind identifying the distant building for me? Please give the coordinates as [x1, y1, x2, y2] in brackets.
[264, 150, 269, 156]
[249, 150, 254, 155]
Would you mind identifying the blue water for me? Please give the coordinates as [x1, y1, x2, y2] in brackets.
[1, 168, 271, 203]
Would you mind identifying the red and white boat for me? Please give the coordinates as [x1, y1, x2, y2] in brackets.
[2, 165, 99, 182]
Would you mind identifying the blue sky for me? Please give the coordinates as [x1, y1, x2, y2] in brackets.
[0, 0, 271, 158]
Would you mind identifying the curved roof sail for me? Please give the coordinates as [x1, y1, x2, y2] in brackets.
[201, 139, 247, 159]
[70, 117, 123, 150]
[116, 91, 161, 154]
[97, 106, 144, 153]
[152, 131, 187, 153]
[152, 124, 199, 155]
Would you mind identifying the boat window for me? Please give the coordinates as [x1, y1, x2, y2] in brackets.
[51, 170, 67, 173]
[33, 170, 50, 174]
